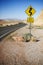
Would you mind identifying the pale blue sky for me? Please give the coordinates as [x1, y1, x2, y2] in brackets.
[0, 0, 43, 20]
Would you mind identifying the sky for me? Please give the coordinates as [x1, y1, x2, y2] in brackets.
[0, 0, 43, 20]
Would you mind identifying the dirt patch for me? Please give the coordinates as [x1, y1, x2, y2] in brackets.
[0, 40, 43, 65]
[0, 41, 29, 65]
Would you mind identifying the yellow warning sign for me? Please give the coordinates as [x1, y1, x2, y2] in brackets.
[27, 17, 34, 23]
[25, 6, 36, 16]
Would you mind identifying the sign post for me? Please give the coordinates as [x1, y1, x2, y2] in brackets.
[30, 20, 31, 40]
[27, 16, 34, 40]
[25, 6, 36, 40]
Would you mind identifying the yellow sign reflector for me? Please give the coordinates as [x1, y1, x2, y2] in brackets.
[25, 6, 36, 16]
[27, 17, 34, 23]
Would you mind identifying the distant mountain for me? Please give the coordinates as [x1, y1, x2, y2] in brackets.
[0, 19, 22, 26]
[0, 20, 7, 24]
[34, 10, 43, 26]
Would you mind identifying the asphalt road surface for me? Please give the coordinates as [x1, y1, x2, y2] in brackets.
[0, 23, 27, 41]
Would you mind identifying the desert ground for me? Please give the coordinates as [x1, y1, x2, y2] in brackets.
[0, 24, 43, 65]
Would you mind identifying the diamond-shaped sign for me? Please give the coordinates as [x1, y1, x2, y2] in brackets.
[25, 6, 36, 16]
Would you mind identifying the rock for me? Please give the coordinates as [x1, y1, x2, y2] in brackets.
[12, 36, 24, 42]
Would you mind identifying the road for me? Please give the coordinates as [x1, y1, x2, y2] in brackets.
[0, 23, 27, 41]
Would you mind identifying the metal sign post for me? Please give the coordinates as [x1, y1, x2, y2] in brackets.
[27, 16, 34, 40]
[25, 6, 36, 41]
[30, 21, 31, 40]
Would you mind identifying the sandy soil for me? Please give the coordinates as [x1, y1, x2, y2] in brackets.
[0, 25, 43, 65]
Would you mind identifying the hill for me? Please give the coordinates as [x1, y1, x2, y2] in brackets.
[34, 10, 43, 26]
